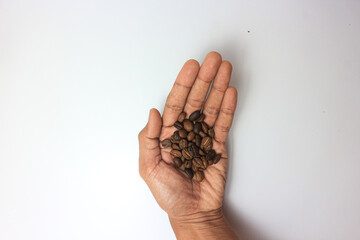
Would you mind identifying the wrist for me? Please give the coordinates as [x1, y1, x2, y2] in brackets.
[169, 208, 238, 240]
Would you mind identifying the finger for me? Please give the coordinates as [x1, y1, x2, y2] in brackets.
[162, 59, 200, 127]
[213, 87, 237, 144]
[138, 108, 162, 179]
[203, 60, 232, 126]
[183, 51, 222, 114]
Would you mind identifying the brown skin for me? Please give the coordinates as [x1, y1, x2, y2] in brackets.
[138, 52, 238, 240]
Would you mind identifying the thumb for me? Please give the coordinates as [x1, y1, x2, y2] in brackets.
[138, 108, 162, 179]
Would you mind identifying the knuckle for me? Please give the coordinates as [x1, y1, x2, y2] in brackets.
[204, 104, 220, 116]
[187, 98, 203, 109]
[217, 124, 230, 133]
[165, 102, 183, 112]
[220, 107, 234, 116]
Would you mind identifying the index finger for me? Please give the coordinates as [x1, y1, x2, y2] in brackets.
[162, 59, 200, 127]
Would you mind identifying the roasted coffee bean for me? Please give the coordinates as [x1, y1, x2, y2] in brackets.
[179, 139, 188, 149]
[197, 114, 205, 122]
[173, 131, 181, 141]
[168, 110, 226, 181]
[182, 149, 192, 160]
[183, 119, 194, 132]
[172, 143, 180, 150]
[194, 171, 205, 182]
[202, 157, 208, 168]
[174, 121, 183, 130]
[189, 110, 201, 121]
[193, 157, 204, 169]
[187, 131, 195, 141]
[208, 128, 215, 138]
[170, 150, 182, 158]
[188, 144, 199, 157]
[213, 153, 221, 164]
[199, 149, 205, 156]
[195, 135, 201, 147]
[184, 160, 192, 168]
[177, 112, 186, 123]
[194, 122, 202, 134]
[173, 157, 182, 167]
[199, 131, 207, 138]
[161, 139, 172, 148]
[178, 129, 188, 138]
[206, 150, 216, 161]
[201, 136, 213, 152]
[170, 134, 180, 143]
[184, 168, 194, 179]
[201, 122, 209, 133]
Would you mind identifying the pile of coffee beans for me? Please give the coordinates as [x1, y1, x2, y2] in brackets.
[161, 110, 221, 182]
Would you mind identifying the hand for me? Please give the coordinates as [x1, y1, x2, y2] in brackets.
[138, 52, 238, 239]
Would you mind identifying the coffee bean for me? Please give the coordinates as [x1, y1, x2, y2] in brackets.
[184, 160, 192, 168]
[183, 119, 194, 132]
[206, 150, 216, 161]
[213, 153, 221, 164]
[199, 149, 205, 156]
[184, 168, 194, 179]
[202, 157, 208, 169]
[161, 139, 172, 148]
[197, 114, 205, 122]
[182, 149, 192, 160]
[179, 139, 188, 149]
[172, 143, 180, 150]
[173, 157, 182, 168]
[195, 135, 201, 147]
[194, 122, 202, 134]
[177, 112, 186, 123]
[201, 122, 209, 133]
[170, 150, 182, 158]
[193, 158, 203, 168]
[189, 144, 199, 157]
[199, 131, 207, 138]
[178, 129, 188, 138]
[201, 136, 213, 152]
[189, 110, 201, 121]
[187, 131, 195, 141]
[173, 131, 181, 141]
[194, 171, 205, 182]
[170, 134, 180, 143]
[208, 128, 215, 138]
[167, 110, 227, 181]
[174, 121, 183, 130]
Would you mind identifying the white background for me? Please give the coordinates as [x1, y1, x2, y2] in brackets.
[1, 0, 360, 239]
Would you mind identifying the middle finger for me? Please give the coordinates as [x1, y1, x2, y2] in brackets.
[183, 51, 222, 115]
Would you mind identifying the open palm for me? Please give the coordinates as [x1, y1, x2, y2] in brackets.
[139, 52, 237, 219]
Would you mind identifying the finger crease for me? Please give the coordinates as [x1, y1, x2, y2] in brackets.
[220, 108, 234, 116]
[175, 81, 191, 89]
[212, 85, 226, 93]
[204, 105, 220, 116]
[197, 75, 212, 84]
[165, 103, 183, 112]
[187, 98, 203, 109]
[213, 137, 226, 145]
